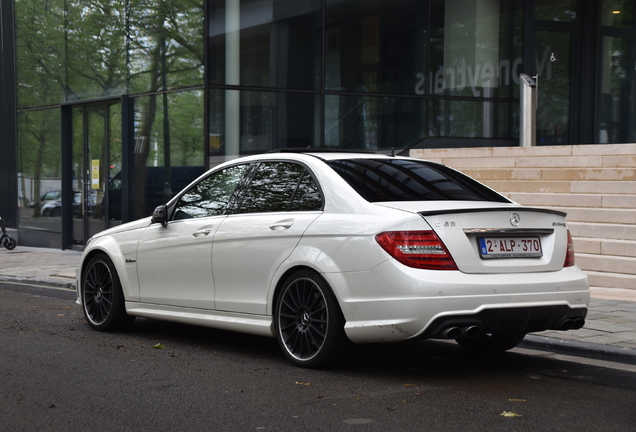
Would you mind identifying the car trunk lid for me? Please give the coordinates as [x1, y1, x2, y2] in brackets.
[375, 201, 569, 274]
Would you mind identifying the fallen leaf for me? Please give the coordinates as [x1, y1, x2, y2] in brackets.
[295, 382, 310, 386]
[153, 343, 165, 349]
[501, 411, 522, 417]
[509, 399, 526, 402]
[403, 384, 416, 387]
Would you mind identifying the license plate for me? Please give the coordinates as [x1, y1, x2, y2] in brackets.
[478, 237, 542, 259]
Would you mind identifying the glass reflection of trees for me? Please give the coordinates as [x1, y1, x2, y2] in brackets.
[238, 163, 322, 214]
[15, 0, 205, 222]
[174, 164, 249, 219]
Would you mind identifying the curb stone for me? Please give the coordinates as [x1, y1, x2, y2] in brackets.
[0, 275, 76, 290]
[522, 334, 636, 366]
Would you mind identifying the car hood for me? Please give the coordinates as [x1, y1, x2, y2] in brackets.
[90, 217, 153, 240]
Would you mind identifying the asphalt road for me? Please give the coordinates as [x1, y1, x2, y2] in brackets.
[1, 281, 635, 432]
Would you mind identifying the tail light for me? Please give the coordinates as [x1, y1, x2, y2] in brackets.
[375, 231, 458, 270]
[564, 230, 575, 267]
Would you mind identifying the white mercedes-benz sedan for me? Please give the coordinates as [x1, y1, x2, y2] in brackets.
[76, 150, 589, 368]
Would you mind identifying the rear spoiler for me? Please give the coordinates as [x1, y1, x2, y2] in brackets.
[418, 207, 567, 218]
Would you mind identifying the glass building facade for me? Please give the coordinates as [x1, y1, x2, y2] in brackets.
[0, 0, 635, 248]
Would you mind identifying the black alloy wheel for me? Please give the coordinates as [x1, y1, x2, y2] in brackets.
[82, 254, 134, 331]
[275, 270, 347, 368]
[456, 332, 526, 353]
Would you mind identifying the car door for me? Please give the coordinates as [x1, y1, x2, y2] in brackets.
[212, 161, 323, 314]
[136, 164, 250, 309]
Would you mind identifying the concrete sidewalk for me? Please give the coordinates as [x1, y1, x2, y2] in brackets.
[1, 246, 635, 364]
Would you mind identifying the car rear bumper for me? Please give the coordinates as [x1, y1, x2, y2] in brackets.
[326, 260, 590, 344]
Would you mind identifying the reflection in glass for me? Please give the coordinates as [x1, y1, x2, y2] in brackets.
[325, 95, 425, 150]
[209, 90, 320, 159]
[108, 104, 123, 226]
[17, 109, 62, 239]
[86, 109, 107, 239]
[325, 0, 427, 95]
[290, 172, 323, 211]
[239, 162, 306, 213]
[429, 99, 515, 139]
[208, 0, 321, 90]
[534, 0, 577, 22]
[536, 31, 571, 144]
[14, 0, 66, 108]
[601, 0, 635, 28]
[326, 159, 510, 203]
[129, 0, 204, 94]
[175, 164, 249, 219]
[14, 0, 203, 108]
[132, 90, 205, 219]
[598, 37, 632, 143]
[429, 0, 524, 100]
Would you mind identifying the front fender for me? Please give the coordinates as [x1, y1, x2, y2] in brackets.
[80, 230, 145, 302]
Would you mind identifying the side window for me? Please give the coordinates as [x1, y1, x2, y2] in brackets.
[238, 162, 322, 213]
[173, 164, 248, 220]
[289, 172, 322, 211]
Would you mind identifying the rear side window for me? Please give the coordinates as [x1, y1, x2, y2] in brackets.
[326, 159, 510, 203]
[237, 162, 323, 213]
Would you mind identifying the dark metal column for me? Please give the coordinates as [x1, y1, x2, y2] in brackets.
[0, 0, 18, 227]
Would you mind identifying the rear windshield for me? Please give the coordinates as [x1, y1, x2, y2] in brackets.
[326, 159, 510, 203]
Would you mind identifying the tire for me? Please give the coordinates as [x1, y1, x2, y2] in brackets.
[456, 332, 526, 353]
[52, 207, 61, 217]
[82, 254, 134, 331]
[42, 209, 51, 217]
[275, 269, 348, 368]
[4, 237, 16, 250]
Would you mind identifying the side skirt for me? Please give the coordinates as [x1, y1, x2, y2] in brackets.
[125, 302, 275, 337]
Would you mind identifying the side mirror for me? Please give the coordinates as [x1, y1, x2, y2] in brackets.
[151, 205, 168, 226]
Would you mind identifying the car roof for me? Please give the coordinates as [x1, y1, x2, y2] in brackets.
[262, 148, 418, 162]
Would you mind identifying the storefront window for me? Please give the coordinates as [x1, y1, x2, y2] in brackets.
[209, 89, 320, 159]
[429, 99, 516, 139]
[534, 0, 578, 22]
[325, 95, 425, 150]
[601, 0, 634, 28]
[536, 31, 571, 144]
[131, 90, 205, 219]
[430, 0, 523, 100]
[14, 0, 66, 108]
[17, 109, 62, 246]
[208, 0, 321, 90]
[325, 0, 428, 95]
[598, 37, 632, 143]
[14, 0, 203, 107]
[129, 0, 205, 94]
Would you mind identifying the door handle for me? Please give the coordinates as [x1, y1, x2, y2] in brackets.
[269, 219, 294, 231]
[192, 228, 212, 237]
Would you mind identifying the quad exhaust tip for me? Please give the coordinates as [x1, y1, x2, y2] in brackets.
[560, 318, 585, 330]
[462, 325, 481, 338]
[442, 325, 481, 339]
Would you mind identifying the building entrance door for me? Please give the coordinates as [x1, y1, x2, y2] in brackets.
[534, 28, 574, 144]
[70, 103, 122, 249]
